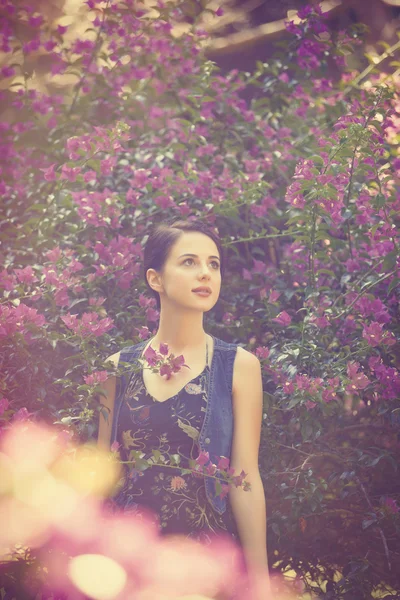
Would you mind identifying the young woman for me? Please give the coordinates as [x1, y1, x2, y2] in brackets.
[97, 218, 270, 592]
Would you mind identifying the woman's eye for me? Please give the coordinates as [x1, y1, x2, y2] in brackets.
[183, 259, 220, 269]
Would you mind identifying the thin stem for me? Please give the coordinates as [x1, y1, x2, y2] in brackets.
[355, 475, 391, 572]
[342, 39, 400, 96]
[67, 0, 111, 116]
[309, 205, 317, 290]
[330, 269, 397, 320]
[117, 458, 248, 489]
[330, 258, 385, 309]
[224, 231, 303, 245]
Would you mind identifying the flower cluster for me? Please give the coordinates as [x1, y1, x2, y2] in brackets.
[0, 303, 46, 339]
[83, 371, 109, 386]
[89, 236, 143, 291]
[111, 443, 251, 499]
[71, 189, 123, 229]
[61, 312, 114, 338]
[142, 341, 190, 380]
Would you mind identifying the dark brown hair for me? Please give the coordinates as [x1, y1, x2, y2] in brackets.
[143, 217, 225, 311]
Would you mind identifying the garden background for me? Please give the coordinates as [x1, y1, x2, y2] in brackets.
[0, 0, 400, 598]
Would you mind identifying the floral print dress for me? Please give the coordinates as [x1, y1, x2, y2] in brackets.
[110, 344, 240, 546]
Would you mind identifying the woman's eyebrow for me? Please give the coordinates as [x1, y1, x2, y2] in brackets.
[178, 253, 220, 260]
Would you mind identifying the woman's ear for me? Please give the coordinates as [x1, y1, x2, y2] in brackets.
[146, 268, 163, 294]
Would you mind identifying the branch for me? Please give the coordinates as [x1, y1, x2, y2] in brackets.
[203, 0, 343, 57]
[330, 269, 397, 320]
[67, 0, 111, 116]
[342, 38, 400, 96]
[355, 475, 391, 572]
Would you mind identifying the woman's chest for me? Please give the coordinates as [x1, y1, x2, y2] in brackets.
[141, 359, 207, 403]
[139, 336, 215, 403]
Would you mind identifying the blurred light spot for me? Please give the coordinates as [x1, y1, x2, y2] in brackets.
[2, 422, 61, 468]
[177, 596, 213, 599]
[68, 553, 127, 600]
[0, 452, 13, 494]
[0, 497, 50, 557]
[52, 444, 120, 496]
[13, 469, 79, 521]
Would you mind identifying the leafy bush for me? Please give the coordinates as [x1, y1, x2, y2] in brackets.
[1, 1, 399, 597]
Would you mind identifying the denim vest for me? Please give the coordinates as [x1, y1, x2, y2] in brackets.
[110, 334, 238, 515]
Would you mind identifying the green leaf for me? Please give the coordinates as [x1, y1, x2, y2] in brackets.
[134, 458, 150, 472]
[288, 397, 300, 409]
[362, 518, 376, 530]
[382, 251, 397, 272]
[388, 276, 400, 295]
[152, 449, 161, 461]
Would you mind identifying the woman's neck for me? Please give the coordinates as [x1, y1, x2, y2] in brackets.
[150, 330, 209, 356]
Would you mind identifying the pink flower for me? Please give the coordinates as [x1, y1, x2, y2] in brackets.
[61, 312, 114, 337]
[84, 371, 109, 385]
[233, 470, 247, 487]
[40, 163, 58, 181]
[158, 342, 169, 356]
[284, 20, 302, 35]
[83, 170, 97, 182]
[14, 303, 46, 327]
[12, 407, 34, 422]
[255, 346, 270, 360]
[54, 288, 70, 307]
[159, 363, 173, 380]
[346, 361, 371, 392]
[218, 483, 230, 499]
[205, 463, 217, 476]
[169, 354, 188, 373]
[14, 266, 37, 285]
[272, 311, 292, 326]
[222, 312, 234, 325]
[283, 381, 295, 394]
[242, 268, 252, 281]
[363, 322, 396, 347]
[297, 5, 313, 19]
[195, 450, 210, 467]
[305, 400, 317, 410]
[45, 247, 62, 263]
[269, 290, 281, 302]
[44, 40, 57, 52]
[217, 456, 230, 471]
[143, 345, 159, 367]
[0, 270, 16, 292]
[29, 15, 44, 27]
[110, 441, 120, 453]
[380, 496, 400, 515]
[60, 165, 81, 182]
[89, 297, 105, 306]
[1, 66, 15, 78]
[100, 157, 117, 176]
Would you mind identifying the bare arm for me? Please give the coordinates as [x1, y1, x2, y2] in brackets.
[97, 351, 120, 452]
[229, 348, 270, 590]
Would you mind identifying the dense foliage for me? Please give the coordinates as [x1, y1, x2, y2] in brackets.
[1, 1, 400, 597]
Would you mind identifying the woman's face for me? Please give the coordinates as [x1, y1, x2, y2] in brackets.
[148, 232, 222, 311]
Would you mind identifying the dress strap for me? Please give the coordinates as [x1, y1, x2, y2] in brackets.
[206, 337, 209, 367]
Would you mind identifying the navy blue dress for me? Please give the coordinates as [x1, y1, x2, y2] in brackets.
[109, 341, 240, 546]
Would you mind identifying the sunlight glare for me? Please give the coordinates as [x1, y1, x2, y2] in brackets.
[68, 553, 127, 600]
